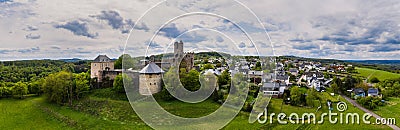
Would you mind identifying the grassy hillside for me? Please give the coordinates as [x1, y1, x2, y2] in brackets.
[0, 90, 392, 129]
[356, 67, 400, 81]
[0, 97, 70, 129]
[374, 97, 400, 127]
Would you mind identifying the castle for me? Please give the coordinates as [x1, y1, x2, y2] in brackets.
[90, 41, 194, 95]
[146, 41, 194, 71]
[171, 41, 194, 71]
[90, 55, 115, 79]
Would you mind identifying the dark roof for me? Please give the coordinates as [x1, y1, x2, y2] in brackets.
[354, 88, 365, 93]
[368, 88, 379, 94]
[305, 72, 324, 78]
[94, 55, 111, 62]
[139, 62, 164, 74]
[276, 75, 289, 80]
[289, 68, 298, 72]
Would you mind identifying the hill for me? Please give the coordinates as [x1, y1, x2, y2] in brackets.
[356, 67, 400, 81]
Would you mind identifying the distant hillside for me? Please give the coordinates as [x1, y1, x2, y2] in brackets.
[345, 60, 400, 65]
[355, 67, 400, 81]
[279, 56, 346, 65]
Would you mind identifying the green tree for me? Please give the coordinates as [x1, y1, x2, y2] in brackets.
[201, 64, 214, 71]
[369, 77, 380, 83]
[331, 83, 339, 94]
[113, 74, 124, 93]
[218, 69, 231, 89]
[254, 61, 262, 71]
[12, 82, 28, 99]
[181, 69, 200, 91]
[179, 60, 188, 70]
[347, 67, 355, 73]
[43, 71, 74, 105]
[29, 79, 44, 95]
[113, 74, 132, 93]
[306, 88, 318, 107]
[0, 84, 13, 97]
[162, 66, 180, 100]
[115, 54, 135, 69]
[61, 63, 76, 73]
[343, 76, 358, 92]
[290, 87, 302, 106]
[0, 82, 5, 97]
[74, 72, 90, 99]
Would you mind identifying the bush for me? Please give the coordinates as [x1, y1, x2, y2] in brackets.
[356, 96, 384, 110]
[154, 87, 175, 101]
[12, 82, 28, 99]
[290, 87, 302, 106]
[43, 71, 90, 105]
[306, 88, 318, 107]
[29, 79, 44, 95]
[369, 77, 380, 83]
[0, 87, 13, 98]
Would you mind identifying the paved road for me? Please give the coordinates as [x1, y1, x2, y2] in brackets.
[296, 75, 305, 85]
[341, 94, 400, 130]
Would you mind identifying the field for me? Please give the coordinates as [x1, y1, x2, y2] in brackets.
[355, 67, 400, 81]
[0, 97, 71, 130]
[0, 89, 392, 130]
[374, 97, 400, 127]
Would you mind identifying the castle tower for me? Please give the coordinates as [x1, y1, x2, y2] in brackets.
[174, 41, 184, 58]
[139, 62, 164, 95]
[171, 41, 195, 71]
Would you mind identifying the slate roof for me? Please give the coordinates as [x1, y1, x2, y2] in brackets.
[305, 72, 324, 78]
[368, 88, 379, 94]
[276, 74, 289, 80]
[353, 88, 365, 94]
[139, 62, 164, 74]
[94, 55, 111, 62]
[289, 68, 298, 72]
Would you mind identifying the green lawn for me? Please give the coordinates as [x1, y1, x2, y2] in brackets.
[0, 97, 71, 130]
[0, 91, 392, 129]
[356, 67, 400, 81]
[260, 94, 389, 130]
[374, 97, 400, 127]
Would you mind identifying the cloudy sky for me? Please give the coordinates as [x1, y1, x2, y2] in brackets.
[0, 0, 399, 61]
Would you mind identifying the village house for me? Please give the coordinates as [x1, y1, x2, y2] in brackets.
[353, 88, 366, 99]
[289, 68, 299, 76]
[367, 88, 379, 97]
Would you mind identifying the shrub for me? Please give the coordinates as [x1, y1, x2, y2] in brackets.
[43, 71, 90, 105]
[356, 96, 384, 110]
[369, 77, 380, 83]
[12, 82, 28, 99]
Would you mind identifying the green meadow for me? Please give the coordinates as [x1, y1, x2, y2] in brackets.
[374, 97, 400, 127]
[356, 67, 400, 81]
[0, 89, 391, 130]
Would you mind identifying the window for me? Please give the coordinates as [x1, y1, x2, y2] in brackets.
[150, 83, 152, 85]
[154, 83, 157, 85]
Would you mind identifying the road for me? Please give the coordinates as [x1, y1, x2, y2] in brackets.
[296, 74, 306, 85]
[341, 94, 400, 130]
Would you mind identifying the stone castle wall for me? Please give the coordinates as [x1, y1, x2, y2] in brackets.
[91, 62, 114, 78]
[139, 73, 162, 95]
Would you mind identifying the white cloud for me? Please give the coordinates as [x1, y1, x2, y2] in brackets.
[0, 0, 399, 60]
